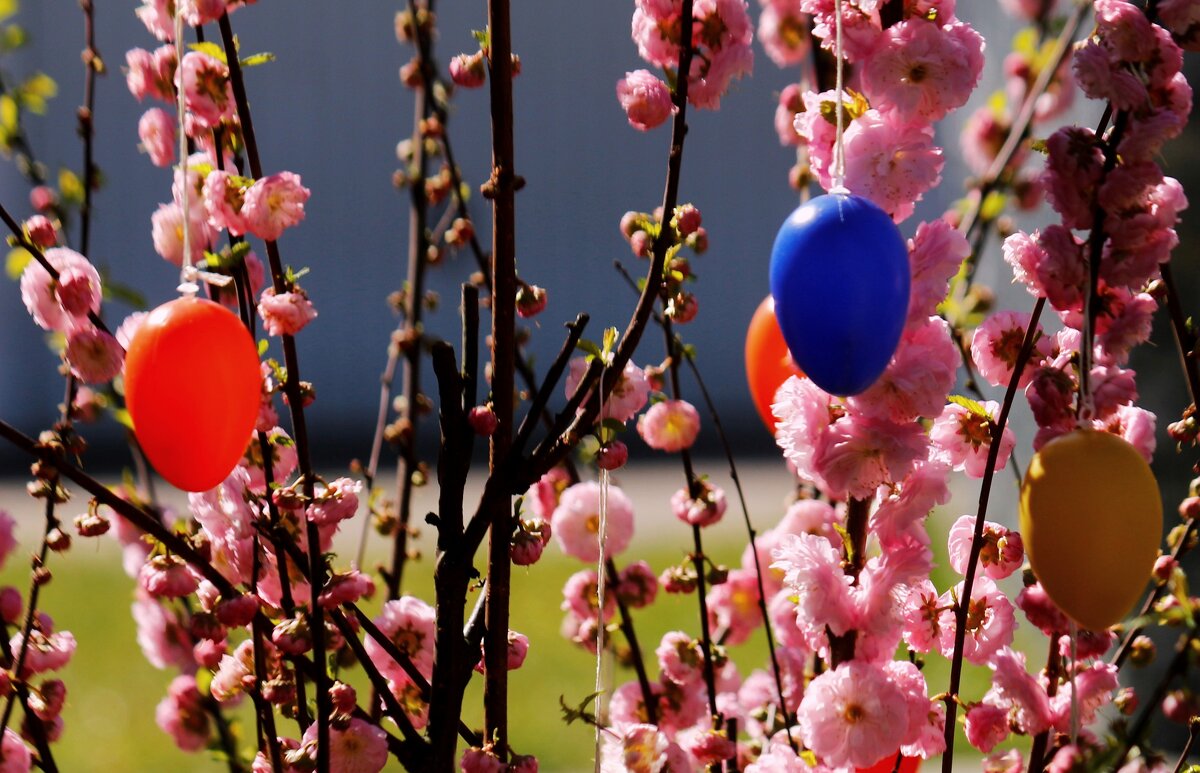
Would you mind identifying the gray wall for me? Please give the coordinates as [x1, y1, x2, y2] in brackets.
[1, 3, 1197, 475]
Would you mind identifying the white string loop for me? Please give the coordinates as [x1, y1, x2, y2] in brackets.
[593, 358, 611, 772]
[830, 0, 848, 195]
[173, 6, 197, 297]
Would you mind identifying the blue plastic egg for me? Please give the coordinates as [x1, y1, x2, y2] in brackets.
[768, 192, 911, 397]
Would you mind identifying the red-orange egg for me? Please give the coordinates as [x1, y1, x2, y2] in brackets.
[1020, 429, 1162, 631]
[858, 752, 920, 773]
[124, 296, 261, 492]
[745, 296, 803, 432]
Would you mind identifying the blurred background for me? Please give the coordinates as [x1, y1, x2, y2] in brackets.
[1, 0, 1199, 770]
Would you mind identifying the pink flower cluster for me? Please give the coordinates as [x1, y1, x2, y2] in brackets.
[786, 2, 983, 220]
[19, 245, 123, 384]
[626, 0, 754, 116]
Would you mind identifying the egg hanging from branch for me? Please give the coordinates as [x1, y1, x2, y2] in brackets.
[124, 296, 262, 492]
[769, 192, 910, 397]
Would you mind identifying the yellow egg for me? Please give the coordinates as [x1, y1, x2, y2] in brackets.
[1019, 429, 1162, 631]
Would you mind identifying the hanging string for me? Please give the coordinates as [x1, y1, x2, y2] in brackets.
[593, 360, 610, 772]
[830, 0, 848, 195]
[173, 6, 198, 296]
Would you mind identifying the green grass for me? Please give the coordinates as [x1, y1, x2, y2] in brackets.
[1, 507, 1018, 771]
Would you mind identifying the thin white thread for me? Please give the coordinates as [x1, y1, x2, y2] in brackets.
[831, 0, 848, 195]
[593, 361, 610, 772]
[173, 7, 198, 297]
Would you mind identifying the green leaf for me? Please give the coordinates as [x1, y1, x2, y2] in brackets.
[58, 167, 84, 204]
[240, 52, 276, 67]
[188, 41, 227, 64]
[111, 408, 134, 431]
[0, 94, 17, 135]
[979, 190, 1007, 223]
[575, 338, 601, 359]
[17, 71, 56, 114]
[948, 394, 991, 419]
[284, 265, 310, 284]
[599, 418, 625, 441]
[0, 23, 26, 51]
[257, 339, 269, 356]
[818, 88, 870, 126]
[0, 0, 17, 23]
[559, 691, 604, 726]
[1029, 138, 1049, 155]
[601, 326, 618, 359]
[5, 246, 30, 279]
[471, 28, 490, 48]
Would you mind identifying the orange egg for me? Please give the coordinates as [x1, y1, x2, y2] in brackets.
[744, 296, 803, 432]
[1019, 429, 1162, 631]
[858, 752, 919, 773]
[124, 296, 261, 492]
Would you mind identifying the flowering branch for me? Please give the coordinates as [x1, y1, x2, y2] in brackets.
[76, 0, 100, 257]
[940, 296, 1046, 771]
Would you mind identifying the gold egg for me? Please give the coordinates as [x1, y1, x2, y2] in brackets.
[1019, 429, 1162, 631]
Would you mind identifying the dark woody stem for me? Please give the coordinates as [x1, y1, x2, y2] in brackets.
[216, 12, 331, 770]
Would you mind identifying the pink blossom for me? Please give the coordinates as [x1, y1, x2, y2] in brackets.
[474, 629, 529, 674]
[151, 200, 214, 267]
[510, 517, 551, 566]
[65, 327, 124, 384]
[772, 375, 835, 483]
[23, 216, 56, 249]
[202, 170, 252, 235]
[965, 702, 1010, 753]
[0, 513, 15, 572]
[657, 631, 704, 685]
[814, 412, 927, 500]
[55, 266, 101, 319]
[961, 105, 1010, 176]
[617, 70, 674, 131]
[0, 729, 31, 773]
[115, 312, 148, 350]
[20, 247, 102, 332]
[1016, 582, 1071, 636]
[1050, 663, 1119, 733]
[972, 310, 1052, 389]
[986, 647, 1054, 735]
[258, 287, 318, 337]
[139, 554, 200, 598]
[861, 20, 983, 124]
[907, 218, 970, 326]
[707, 568, 762, 646]
[848, 317, 958, 423]
[804, 0, 883, 62]
[871, 460, 951, 549]
[138, 107, 176, 168]
[133, 595, 193, 671]
[611, 723, 672, 773]
[983, 750, 1025, 772]
[772, 532, 854, 646]
[1073, 38, 1150, 110]
[947, 515, 1024, 581]
[318, 569, 375, 609]
[243, 172, 311, 242]
[156, 675, 210, 752]
[449, 52, 486, 88]
[1042, 126, 1104, 230]
[670, 481, 727, 527]
[135, 0, 175, 41]
[758, 1, 810, 67]
[551, 481, 634, 563]
[561, 569, 615, 624]
[1101, 404, 1156, 462]
[792, 88, 837, 182]
[307, 477, 362, 526]
[9, 630, 75, 678]
[300, 717, 388, 773]
[901, 579, 942, 653]
[936, 577, 1016, 665]
[842, 109, 943, 222]
[363, 596, 436, 682]
[564, 358, 650, 423]
[774, 83, 804, 146]
[1095, 0, 1159, 62]
[617, 561, 658, 608]
[180, 51, 233, 130]
[180, 0, 226, 25]
[637, 399, 701, 452]
[930, 399, 1015, 479]
[1159, 0, 1200, 51]
[745, 740, 807, 772]
[125, 48, 160, 101]
[798, 661, 909, 769]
